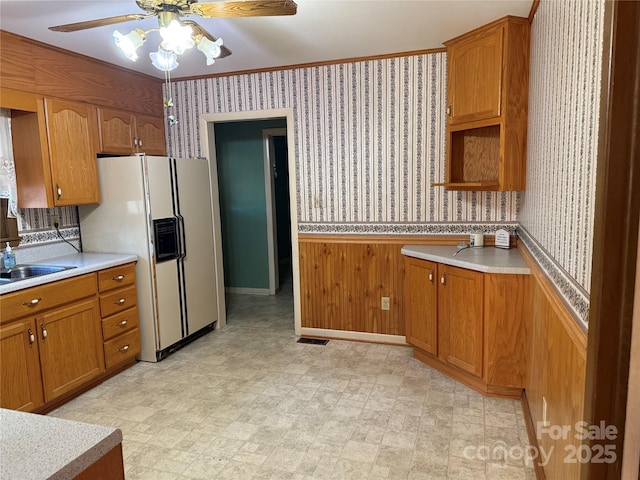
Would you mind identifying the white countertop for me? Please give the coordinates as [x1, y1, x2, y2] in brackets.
[0, 253, 138, 295]
[0, 408, 122, 480]
[401, 244, 530, 274]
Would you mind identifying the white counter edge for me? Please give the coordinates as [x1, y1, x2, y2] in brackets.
[0, 253, 138, 294]
[400, 245, 530, 275]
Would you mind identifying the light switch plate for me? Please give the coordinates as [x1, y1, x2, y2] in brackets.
[495, 229, 510, 249]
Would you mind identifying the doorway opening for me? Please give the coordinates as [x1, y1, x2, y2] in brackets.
[200, 109, 301, 334]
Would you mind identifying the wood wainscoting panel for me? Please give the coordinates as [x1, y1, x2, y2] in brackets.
[520, 244, 588, 480]
[299, 239, 405, 335]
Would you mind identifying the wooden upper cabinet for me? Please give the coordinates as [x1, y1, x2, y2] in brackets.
[447, 24, 503, 125]
[437, 16, 530, 192]
[98, 107, 166, 156]
[437, 264, 484, 378]
[7, 91, 101, 207]
[98, 108, 135, 154]
[44, 98, 100, 205]
[135, 114, 166, 155]
[404, 257, 438, 355]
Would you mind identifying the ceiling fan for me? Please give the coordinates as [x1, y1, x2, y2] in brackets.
[49, 0, 298, 68]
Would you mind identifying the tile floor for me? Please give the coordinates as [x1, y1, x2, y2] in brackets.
[50, 276, 536, 479]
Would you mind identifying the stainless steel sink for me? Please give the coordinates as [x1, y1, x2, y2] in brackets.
[0, 264, 77, 282]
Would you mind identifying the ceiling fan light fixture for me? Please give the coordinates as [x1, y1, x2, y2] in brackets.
[149, 47, 179, 72]
[197, 36, 224, 65]
[113, 28, 146, 61]
[159, 19, 194, 55]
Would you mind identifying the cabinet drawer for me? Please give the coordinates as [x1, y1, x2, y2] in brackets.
[99, 286, 137, 318]
[1, 274, 97, 324]
[104, 328, 140, 369]
[98, 263, 136, 293]
[101, 307, 139, 341]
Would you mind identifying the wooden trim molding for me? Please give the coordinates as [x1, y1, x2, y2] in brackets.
[521, 391, 547, 480]
[298, 233, 512, 246]
[583, 1, 640, 479]
[299, 327, 407, 346]
[175, 47, 447, 81]
[528, 0, 541, 23]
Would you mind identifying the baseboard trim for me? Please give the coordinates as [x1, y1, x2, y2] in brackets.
[300, 327, 407, 346]
[521, 390, 546, 480]
[225, 287, 270, 295]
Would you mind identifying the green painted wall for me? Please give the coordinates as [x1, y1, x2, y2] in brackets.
[214, 119, 286, 290]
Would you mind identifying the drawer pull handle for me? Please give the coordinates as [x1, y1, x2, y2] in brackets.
[119, 344, 130, 352]
[28, 329, 35, 346]
[22, 298, 42, 307]
[117, 320, 128, 327]
[40, 325, 47, 341]
[114, 298, 127, 305]
[428, 270, 434, 283]
[440, 274, 446, 286]
[113, 275, 125, 281]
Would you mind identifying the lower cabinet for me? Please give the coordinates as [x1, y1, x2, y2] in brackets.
[438, 264, 484, 378]
[404, 255, 528, 397]
[0, 318, 44, 411]
[405, 258, 438, 355]
[98, 263, 141, 370]
[0, 263, 140, 413]
[38, 299, 104, 402]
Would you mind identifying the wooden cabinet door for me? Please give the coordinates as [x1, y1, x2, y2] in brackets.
[98, 108, 135, 154]
[404, 257, 438, 355]
[135, 115, 166, 155]
[44, 98, 100, 205]
[438, 264, 484, 377]
[0, 318, 44, 412]
[37, 299, 104, 402]
[447, 24, 503, 125]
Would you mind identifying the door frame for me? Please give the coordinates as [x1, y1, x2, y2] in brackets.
[583, 1, 640, 478]
[262, 127, 287, 295]
[199, 109, 301, 334]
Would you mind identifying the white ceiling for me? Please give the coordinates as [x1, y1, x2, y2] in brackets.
[0, 1, 532, 80]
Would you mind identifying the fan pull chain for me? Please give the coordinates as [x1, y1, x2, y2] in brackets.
[164, 69, 178, 127]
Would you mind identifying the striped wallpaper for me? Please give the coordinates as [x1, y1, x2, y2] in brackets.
[13, 5, 606, 333]
[521, 0, 605, 328]
[166, 52, 520, 232]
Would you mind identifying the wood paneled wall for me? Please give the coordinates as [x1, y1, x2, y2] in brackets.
[299, 240, 405, 336]
[520, 244, 588, 480]
[298, 235, 476, 337]
[0, 31, 163, 116]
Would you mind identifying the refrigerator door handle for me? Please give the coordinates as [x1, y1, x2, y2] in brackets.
[177, 214, 187, 259]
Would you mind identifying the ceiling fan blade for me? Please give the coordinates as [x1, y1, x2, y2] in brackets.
[183, 21, 233, 58]
[191, 0, 297, 18]
[49, 14, 154, 32]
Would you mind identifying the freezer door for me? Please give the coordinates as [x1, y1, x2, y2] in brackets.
[174, 157, 218, 334]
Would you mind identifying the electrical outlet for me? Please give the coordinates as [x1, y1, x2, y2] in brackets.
[381, 297, 390, 311]
[50, 214, 59, 227]
[542, 396, 549, 426]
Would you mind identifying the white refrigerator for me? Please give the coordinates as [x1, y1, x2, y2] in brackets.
[79, 155, 218, 362]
